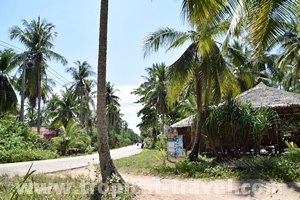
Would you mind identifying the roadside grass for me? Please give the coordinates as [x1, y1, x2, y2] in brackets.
[113, 149, 182, 174]
[0, 172, 96, 199]
[114, 149, 300, 182]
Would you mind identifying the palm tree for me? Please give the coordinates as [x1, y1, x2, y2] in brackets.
[276, 20, 300, 90]
[46, 89, 78, 128]
[0, 49, 17, 117]
[97, 0, 123, 183]
[143, 24, 227, 161]
[66, 60, 96, 124]
[148, 63, 168, 135]
[132, 63, 168, 147]
[106, 81, 120, 148]
[52, 119, 90, 156]
[225, 39, 277, 93]
[9, 16, 68, 134]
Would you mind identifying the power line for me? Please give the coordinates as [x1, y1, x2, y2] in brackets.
[46, 68, 69, 85]
[0, 40, 72, 88]
[47, 66, 70, 85]
[0, 43, 22, 53]
[47, 74, 66, 87]
[0, 40, 25, 52]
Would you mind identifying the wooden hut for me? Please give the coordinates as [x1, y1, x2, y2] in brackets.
[171, 115, 208, 152]
[171, 116, 195, 150]
[171, 82, 300, 154]
[237, 82, 300, 148]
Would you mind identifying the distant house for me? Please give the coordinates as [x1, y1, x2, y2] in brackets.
[32, 127, 58, 139]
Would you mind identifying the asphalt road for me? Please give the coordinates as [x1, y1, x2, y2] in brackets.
[0, 144, 143, 177]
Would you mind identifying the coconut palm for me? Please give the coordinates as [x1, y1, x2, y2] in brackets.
[136, 63, 168, 134]
[181, 0, 297, 56]
[276, 19, 300, 89]
[106, 81, 120, 147]
[143, 24, 227, 161]
[132, 63, 168, 147]
[46, 89, 78, 128]
[225, 39, 277, 92]
[97, 0, 123, 183]
[66, 60, 96, 124]
[148, 63, 168, 135]
[9, 16, 68, 133]
[0, 49, 17, 117]
[52, 119, 90, 156]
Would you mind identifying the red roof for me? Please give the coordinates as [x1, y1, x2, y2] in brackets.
[32, 127, 58, 138]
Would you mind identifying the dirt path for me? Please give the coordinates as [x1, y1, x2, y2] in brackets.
[49, 166, 300, 200]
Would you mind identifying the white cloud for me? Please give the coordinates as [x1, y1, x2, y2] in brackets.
[115, 85, 142, 135]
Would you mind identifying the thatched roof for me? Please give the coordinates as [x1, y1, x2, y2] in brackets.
[237, 82, 300, 118]
[238, 82, 300, 109]
[172, 82, 300, 128]
[171, 115, 195, 128]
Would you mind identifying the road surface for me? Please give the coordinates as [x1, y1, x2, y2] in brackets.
[0, 144, 142, 177]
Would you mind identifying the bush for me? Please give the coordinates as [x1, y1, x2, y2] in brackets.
[0, 119, 39, 151]
[0, 119, 59, 163]
[154, 157, 234, 179]
[0, 148, 59, 163]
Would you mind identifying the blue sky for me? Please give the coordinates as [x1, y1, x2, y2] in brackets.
[0, 0, 190, 134]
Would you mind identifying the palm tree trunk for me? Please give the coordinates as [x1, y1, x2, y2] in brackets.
[97, 0, 123, 183]
[188, 74, 202, 161]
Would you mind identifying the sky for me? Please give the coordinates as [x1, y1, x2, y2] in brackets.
[0, 0, 190, 134]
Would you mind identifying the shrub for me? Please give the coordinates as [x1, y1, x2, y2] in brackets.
[0, 119, 58, 163]
[0, 148, 59, 163]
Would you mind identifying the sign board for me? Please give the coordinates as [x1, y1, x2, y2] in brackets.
[167, 135, 183, 157]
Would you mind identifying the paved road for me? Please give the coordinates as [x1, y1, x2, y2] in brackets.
[0, 144, 143, 177]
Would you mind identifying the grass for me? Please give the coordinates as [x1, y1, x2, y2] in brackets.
[114, 149, 300, 182]
[113, 149, 182, 174]
[0, 172, 96, 199]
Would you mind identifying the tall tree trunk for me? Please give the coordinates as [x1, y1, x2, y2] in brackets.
[188, 74, 202, 161]
[37, 54, 42, 136]
[97, 0, 123, 183]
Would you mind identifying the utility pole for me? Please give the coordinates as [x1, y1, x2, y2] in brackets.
[37, 59, 41, 135]
[20, 52, 27, 122]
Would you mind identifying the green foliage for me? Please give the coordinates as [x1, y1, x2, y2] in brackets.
[284, 140, 299, 151]
[0, 119, 58, 163]
[51, 119, 91, 156]
[154, 157, 234, 179]
[153, 149, 167, 167]
[0, 119, 39, 150]
[0, 148, 58, 163]
[155, 134, 166, 150]
[202, 93, 276, 156]
[152, 150, 300, 181]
